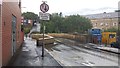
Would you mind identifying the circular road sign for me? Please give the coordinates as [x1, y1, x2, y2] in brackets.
[40, 2, 49, 13]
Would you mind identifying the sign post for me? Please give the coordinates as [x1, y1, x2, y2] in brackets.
[40, 1, 49, 57]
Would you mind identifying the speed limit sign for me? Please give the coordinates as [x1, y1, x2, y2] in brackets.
[40, 2, 49, 13]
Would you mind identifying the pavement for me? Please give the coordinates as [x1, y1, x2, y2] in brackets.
[8, 37, 62, 67]
[88, 43, 119, 54]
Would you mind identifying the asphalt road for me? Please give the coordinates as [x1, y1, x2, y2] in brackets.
[30, 22, 41, 33]
[29, 22, 119, 67]
[45, 38, 119, 67]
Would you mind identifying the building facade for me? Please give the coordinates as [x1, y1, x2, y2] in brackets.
[0, 0, 23, 66]
[85, 12, 119, 30]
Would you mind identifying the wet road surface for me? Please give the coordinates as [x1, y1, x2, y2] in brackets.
[15, 23, 119, 67]
[30, 23, 41, 33]
[11, 37, 62, 66]
[45, 38, 119, 66]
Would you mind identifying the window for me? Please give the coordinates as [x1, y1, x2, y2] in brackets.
[95, 23, 97, 26]
[109, 34, 116, 38]
[113, 23, 116, 26]
[100, 23, 104, 26]
[113, 23, 115, 26]
[105, 23, 108, 26]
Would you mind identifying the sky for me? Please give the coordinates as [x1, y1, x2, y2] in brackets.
[21, 0, 120, 16]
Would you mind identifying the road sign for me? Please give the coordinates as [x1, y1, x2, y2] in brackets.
[40, 2, 49, 13]
[39, 12, 50, 20]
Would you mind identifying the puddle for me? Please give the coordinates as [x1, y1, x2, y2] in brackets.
[22, 47, 29, 52]
[52, 47, 61, 52]
[82, 61, 95, 66]
[45, 44, 56, 51]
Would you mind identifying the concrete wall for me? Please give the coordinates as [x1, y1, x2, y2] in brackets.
[2, 1, 22, 66]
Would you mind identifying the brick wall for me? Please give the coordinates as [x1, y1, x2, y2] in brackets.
[2, 1, 22, 66]
[0, 4, 2, 67]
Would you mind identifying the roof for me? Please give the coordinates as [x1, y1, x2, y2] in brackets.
[84, 12, 120, 19]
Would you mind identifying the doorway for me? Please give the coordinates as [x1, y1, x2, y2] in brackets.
[11, 15, 17, 56]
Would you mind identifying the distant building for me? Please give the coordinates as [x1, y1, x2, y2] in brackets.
[84, 12, 120, 30]
[23, 19, 33, 26]
[0, 0, 23, 66]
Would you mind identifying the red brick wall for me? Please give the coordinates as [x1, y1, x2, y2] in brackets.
[2, 1, 22, 66]
[0, 4, 2, 67]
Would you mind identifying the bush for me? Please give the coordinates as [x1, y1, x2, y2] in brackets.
[104, 28, 117, 32]
[24, 27, 31, 34]
[23, 24, 32, 34]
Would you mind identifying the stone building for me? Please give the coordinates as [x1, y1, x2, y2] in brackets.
[85, 12, 120, 30]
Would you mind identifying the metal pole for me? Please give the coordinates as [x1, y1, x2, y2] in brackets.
[41, 22, 45, 57]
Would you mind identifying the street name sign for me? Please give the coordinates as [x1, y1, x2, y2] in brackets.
[39, 12, 50, 20]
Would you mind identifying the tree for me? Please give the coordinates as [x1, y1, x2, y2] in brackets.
[42, 13, 63, 33]
[42, 14, 92, 33]
[115, 10, 120, 12]
[22, 12, 39, 34]
[59, 12, 63, 17]
[22, 12, 38, 20]
[61, 15, 92, 33]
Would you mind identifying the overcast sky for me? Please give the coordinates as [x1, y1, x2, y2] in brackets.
[21, 0, 120, 16]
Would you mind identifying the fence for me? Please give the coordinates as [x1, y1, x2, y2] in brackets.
[48, 33, 88, 44]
